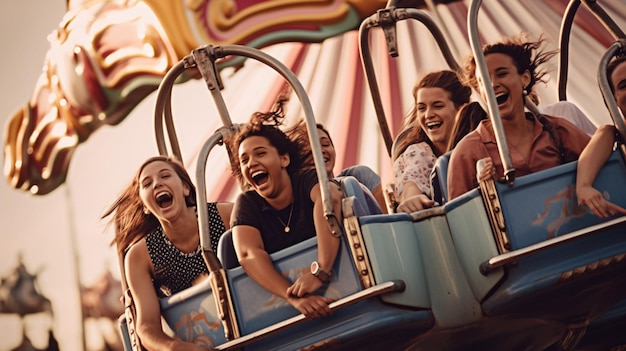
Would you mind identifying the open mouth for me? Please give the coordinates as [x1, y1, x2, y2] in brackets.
[495, 92, 509, 105]
[156, 191, 173, 208]
[251, 170, 269, 186]
[427, 121, 443, 130]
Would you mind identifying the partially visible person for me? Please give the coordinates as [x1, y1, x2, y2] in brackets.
[540, 101, 597, 136]
[606, 55, 626, 114]
[447, 33, 591, 200]
[102, 156, 232, 351]
[228, 97, 343, 319]
[393, 70, 472, 212]
[576, 55, 626, 218]
[521, 77, 596, 135]
[289, 121, 387, 213]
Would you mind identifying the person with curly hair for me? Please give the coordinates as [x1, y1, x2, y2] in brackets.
[228, 97, 344, 319]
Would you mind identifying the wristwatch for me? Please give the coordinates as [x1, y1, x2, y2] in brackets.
[310, 261, 331, 282]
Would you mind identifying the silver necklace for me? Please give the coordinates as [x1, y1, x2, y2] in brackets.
[277, 202, 294, 233]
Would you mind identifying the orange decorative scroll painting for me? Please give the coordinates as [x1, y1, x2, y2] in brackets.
[4, 0, 388, 195]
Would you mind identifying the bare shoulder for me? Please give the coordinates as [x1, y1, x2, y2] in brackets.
[124, 239, 150, 272]
[216, 202, 234, 229]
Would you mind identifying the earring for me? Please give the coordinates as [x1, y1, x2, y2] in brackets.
[522, 88, 528, 96]
[143, 207, 150, 215]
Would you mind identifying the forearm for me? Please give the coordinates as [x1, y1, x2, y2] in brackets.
[136, 325, 179, 351]
[398, 181, 424, 202]
[313, 185, 341, 272]
[240, 249, 291, 299]
[137, 322, 205, 351]
[577, 125, 615, 190]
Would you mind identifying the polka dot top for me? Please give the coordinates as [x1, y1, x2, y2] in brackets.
[146, 202, 226, 297]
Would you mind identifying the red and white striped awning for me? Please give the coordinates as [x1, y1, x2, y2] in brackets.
[181, 0, 625, 202]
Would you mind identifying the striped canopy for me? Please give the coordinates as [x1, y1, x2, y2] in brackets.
[181, 0, 625, 202]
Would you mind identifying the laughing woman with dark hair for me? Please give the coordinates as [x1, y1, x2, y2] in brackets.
[448, 33, 591, 200]
[228, 97, 344, 319]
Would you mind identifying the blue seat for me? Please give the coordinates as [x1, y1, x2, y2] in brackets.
[430, 151, 451, 205]
[337, 176, 383, 216]
[390, 125, 414, 161]
[215, 175, 383, 270]
[476, 151, 626, 321]
[217, 229, 239, 269]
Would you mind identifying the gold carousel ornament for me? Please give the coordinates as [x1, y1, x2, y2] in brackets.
[2, 0, 393, 195]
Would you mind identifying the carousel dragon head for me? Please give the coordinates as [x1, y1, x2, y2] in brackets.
[3, 0, 405, 195]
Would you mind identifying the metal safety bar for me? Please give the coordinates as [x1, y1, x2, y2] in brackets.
[358, 6, 461, 156]
[153, 44, 343, 247]
[214, 280, 406, 350]
[558, 0, 626, 101]
[467, 0, 515, 185]
[152, 43, 347, 341]
[598, 40, 626, 142]
[480, 216, 626, 274]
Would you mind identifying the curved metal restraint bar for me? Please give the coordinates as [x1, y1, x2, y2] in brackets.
[359, 5, 461, 156]
[154, 44, 342, 242]
[214, 280, 405, 350]
[152, 44, 346, 339]
[480, 216, 626, 274]
[467, 0, 515, 185]
[558, 0, 626, 101]
[195, 129, 240, 341]
[598, 39, 626, 141]
[154, 61, 186, 159]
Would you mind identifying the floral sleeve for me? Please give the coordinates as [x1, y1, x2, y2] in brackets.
[393, 142, 437, 197]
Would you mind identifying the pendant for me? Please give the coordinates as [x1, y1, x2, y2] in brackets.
[284, 226, 290, 233]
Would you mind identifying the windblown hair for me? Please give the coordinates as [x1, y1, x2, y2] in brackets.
[393, 70, 471, 161]
[463, 33, 565, 161]
[102, 156, 196, 255]
[463, 33, 557, 101]
[286, 120, 332, 170]
[229, 95, 306, 187]
[446, 101, 488, 152]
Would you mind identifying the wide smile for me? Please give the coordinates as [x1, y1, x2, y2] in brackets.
[251, 170, 269, 188]
[155, 190, 173, 208]
[426, 121, 443, 131]
[495, 92, 509, 106]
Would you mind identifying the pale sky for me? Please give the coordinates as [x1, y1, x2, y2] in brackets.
[0, 1, 133, 349]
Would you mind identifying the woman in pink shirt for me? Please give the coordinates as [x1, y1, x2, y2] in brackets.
[447, 33, 591, 200]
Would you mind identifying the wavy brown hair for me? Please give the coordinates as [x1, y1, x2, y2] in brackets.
[446, 101, 488, 152]
[393, 70, 471, 160]
[463, 33, 557, 102]
[463, 33, 565, 160]
[102, 156, 196, 255]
